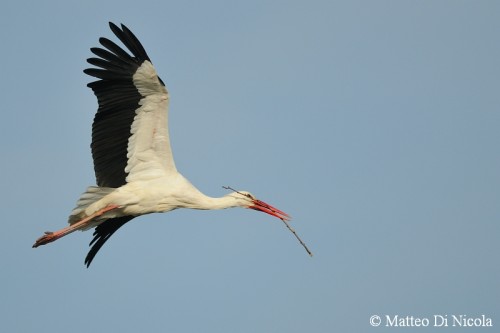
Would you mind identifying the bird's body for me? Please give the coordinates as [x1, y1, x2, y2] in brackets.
[33, 22, 310, 266]
[70, 177, 254, 228]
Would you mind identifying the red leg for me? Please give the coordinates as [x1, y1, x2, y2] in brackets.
[32, 204, 119, 248]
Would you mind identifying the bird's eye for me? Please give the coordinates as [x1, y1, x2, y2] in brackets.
[245, 193, 254, 199]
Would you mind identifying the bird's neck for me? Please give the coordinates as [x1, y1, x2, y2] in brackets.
[188, 193, 237, 211]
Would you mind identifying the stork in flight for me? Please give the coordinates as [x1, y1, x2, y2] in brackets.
[33, 22, 312, 266]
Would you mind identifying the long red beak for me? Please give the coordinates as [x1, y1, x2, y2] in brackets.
[250, 199, 291, 221]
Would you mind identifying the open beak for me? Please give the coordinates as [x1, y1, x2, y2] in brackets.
[249, 199, 291, 221]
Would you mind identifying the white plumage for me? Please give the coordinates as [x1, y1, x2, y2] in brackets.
[33, 22, 310, 267]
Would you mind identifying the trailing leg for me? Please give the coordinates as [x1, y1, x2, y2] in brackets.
[32, 204, 119, 248]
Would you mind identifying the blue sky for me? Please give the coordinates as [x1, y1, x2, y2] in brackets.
[1, 1, 499, 332]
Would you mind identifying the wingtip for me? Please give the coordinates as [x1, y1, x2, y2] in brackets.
[84, 259, 92, 268]
[108, 22, 131, 34]
[108, 21, 119, 30]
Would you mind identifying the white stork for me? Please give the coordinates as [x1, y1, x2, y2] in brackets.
[33, 22, 312, 267]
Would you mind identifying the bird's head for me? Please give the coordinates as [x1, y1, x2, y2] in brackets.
[223, 187, 290, 221]
[223, 186, 313, 257]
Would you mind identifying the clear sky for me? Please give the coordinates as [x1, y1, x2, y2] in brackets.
[1, 1, 499, 332]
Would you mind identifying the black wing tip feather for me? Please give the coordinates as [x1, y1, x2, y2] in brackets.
[84, 22, 151, 80]
[84, 216, 134, 267]
[108, 22, 151, 62]
[85, 22, 166, 88]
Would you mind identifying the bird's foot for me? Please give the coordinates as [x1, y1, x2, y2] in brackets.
[32, 231, 56, 248]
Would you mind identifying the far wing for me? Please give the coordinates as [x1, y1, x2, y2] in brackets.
[84, 216, 135, 267]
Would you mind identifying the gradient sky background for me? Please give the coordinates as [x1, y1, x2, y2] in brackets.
[1, 1, 499, 332]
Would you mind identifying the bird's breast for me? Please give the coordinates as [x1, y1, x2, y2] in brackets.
[112, 175, 195, 216]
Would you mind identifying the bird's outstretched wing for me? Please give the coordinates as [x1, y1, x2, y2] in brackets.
[83, 22, 174, 266]
[84, 22, 175, 188]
